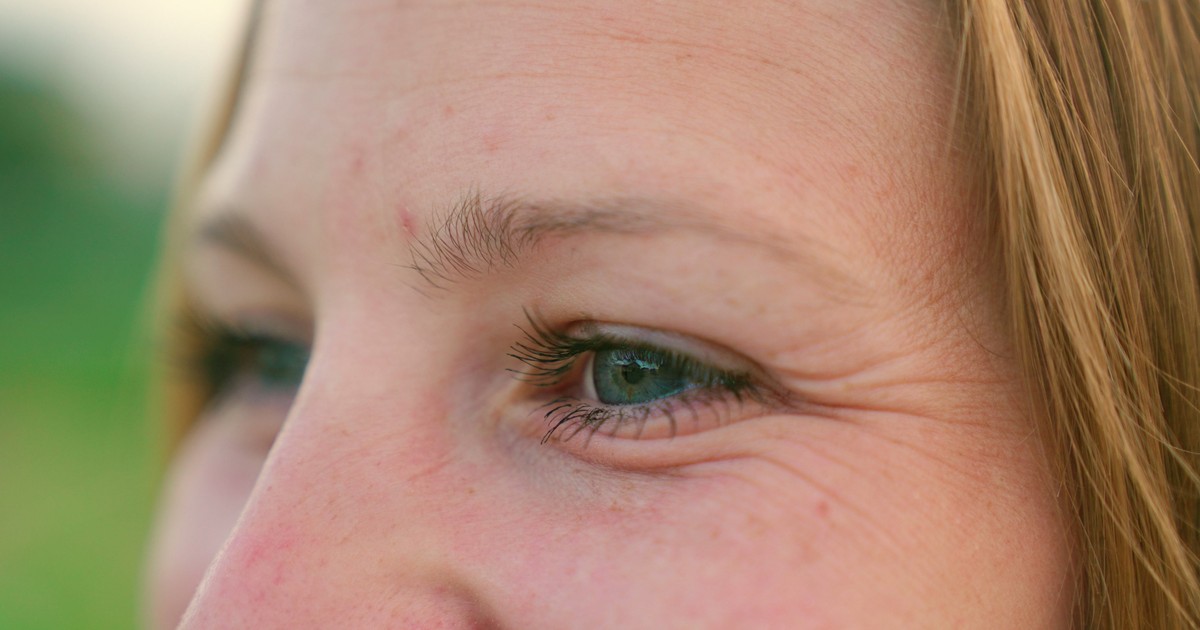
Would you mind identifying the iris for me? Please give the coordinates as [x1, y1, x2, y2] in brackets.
[201, 333, 310, 395]
[253, 339, 310, 389]
[591, 347, 690, 405]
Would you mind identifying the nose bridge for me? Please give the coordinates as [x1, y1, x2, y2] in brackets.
[180, 354, 495, 627]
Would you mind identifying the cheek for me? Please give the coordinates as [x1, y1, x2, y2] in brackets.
[438, 458, 834, 627]
[452, 419, 1068, 628]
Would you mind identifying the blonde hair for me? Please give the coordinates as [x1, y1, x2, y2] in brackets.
[159, 1, 1200, 626]
[949, 1, 1200, 626]
[154, 0, 261, 450]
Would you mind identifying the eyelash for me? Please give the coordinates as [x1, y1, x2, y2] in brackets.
[508, 310, 773, 444]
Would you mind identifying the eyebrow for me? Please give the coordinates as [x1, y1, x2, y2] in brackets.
[193, 190, 850, 295]
[194, 211, 300, 289]
[407, 190, 841, 291]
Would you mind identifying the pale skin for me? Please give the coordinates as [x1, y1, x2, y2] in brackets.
[146, 0, 1076, 627]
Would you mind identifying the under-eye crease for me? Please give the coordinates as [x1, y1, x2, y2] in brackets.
[508, 309, 780, 444]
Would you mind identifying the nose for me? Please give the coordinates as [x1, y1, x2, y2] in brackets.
[178, 362, 501, 628]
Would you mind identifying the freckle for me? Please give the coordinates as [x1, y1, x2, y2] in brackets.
[544, 111, 556, 121]
[466, 486, 476, 495]
[482, 133, 503, 154]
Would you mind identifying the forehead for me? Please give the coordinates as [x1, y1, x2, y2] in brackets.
[200, 0, 964, 284]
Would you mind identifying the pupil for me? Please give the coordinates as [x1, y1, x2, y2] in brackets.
[257, 341, 308, 388]
[621, 363, 648, 385]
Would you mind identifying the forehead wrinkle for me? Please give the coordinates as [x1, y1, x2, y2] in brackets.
[256, 0, 894, 108]
[404, 189, 852, 295]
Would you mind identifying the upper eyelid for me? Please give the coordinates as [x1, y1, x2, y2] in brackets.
[567, 322, 756, 374]
[508, 313, 776, 398]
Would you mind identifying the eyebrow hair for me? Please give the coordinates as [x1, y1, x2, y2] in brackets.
[194, 211, 300, 289]
[407, 190, 838, 291]
[193, 189, 851, 297]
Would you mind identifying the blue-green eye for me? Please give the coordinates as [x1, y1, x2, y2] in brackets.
[589, 347, 693, 405]
[249, 338, 309, 390]
[199, 331, 310, 397]
[508, 311, 778, 443]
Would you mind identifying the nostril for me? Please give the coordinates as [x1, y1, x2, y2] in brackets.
[381, 583, 504, 630]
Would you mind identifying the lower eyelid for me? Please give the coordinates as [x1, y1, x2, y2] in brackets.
[536, 386, 775, 445]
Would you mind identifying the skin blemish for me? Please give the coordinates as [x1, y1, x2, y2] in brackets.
[398, 205, 418, 239]
[481, 128, 506, 154]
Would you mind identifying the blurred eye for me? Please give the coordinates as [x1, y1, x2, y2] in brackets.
[177, 308, 311, 406]
[208, 333, 310, 396]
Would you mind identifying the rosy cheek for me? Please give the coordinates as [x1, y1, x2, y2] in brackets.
[432, 463, 806, 626]
[212, 522, 304, 605]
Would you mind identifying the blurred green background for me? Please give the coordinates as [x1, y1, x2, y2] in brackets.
[0, 4, 242, 627]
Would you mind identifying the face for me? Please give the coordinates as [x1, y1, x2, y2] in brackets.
[145, 0, 1075, 627]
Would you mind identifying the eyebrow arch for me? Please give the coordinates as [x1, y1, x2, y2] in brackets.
[408, 190, 844, 291]
[194, 211, 300, 289]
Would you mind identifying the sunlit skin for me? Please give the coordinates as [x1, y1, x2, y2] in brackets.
[145, 0, 1076, 627]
